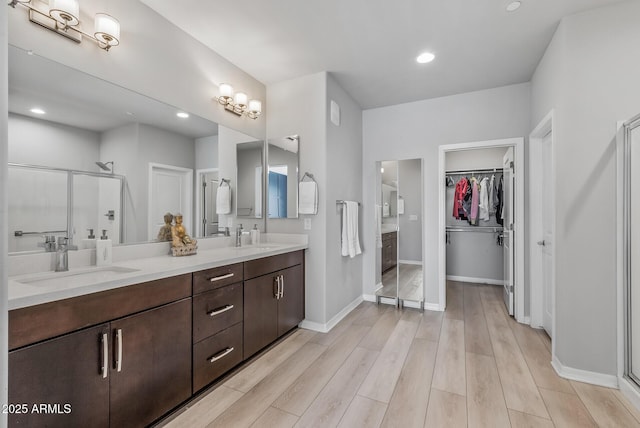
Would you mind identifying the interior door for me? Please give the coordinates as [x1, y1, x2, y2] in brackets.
[541, 132, 554, 336]
[503, 147, 515, 315]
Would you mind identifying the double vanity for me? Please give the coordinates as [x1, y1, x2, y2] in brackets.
[7, 237, 307, 427]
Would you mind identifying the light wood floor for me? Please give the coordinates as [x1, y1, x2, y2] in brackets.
[158, 281, 640, 428]
[377, 263, 424, 302]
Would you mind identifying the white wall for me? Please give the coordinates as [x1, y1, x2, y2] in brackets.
[531, 0, 640, 377]
[266, 73, 328, 325]
[325, 73, 364, 321]
[7, 0, 265, 140]
[446, 147, 507, 171]
[1, 1, 9, 421]
[363, 83, 531, 305]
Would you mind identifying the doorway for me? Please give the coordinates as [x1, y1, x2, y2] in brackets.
[438, 138, 525, 320]
[196, 168, 220, 237]
[148, 163, 193, 241]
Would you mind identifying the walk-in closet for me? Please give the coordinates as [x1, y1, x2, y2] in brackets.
[445, 146, 515, 314]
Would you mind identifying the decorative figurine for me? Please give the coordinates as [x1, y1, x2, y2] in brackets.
[170, 213, 197, 256]
[157, 212, 174, 241]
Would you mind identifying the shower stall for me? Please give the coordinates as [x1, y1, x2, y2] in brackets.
[8, 163, 125, 253]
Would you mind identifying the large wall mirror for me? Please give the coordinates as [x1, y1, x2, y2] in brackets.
[7, 45, 265, 254]
[375, 159, 424, 307]
[267, 135, 299, 219]
[236, 141, 264, 219]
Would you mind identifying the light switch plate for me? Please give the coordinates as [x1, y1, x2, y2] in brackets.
[304, 218, 312, 230]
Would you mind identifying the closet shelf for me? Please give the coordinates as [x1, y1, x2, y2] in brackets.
[446, 226, 503, 233]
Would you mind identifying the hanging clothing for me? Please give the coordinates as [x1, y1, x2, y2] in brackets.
[453, 177, 469, 220]
[469, 178, 479, 225]
[488, 174, 496, 215]
[479, 177, 490, 221]
[496, 175, 504, 226]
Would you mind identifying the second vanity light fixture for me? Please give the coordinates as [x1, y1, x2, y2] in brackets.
[215, 83, 262, 120]
[8, 0, 120, 51]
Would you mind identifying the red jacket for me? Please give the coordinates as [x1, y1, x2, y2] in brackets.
[453, 178, 469, 219]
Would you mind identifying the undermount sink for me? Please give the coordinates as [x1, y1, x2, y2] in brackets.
[16, 266, 140, 288]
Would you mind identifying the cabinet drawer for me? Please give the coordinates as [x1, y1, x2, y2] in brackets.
[193, 283, 243, 343]
[193, 263, 243, 294]
[244, 250, 303, 280]
[193, 323, 243, 393]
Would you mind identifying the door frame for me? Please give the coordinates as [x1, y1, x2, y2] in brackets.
[148, 163, 193, 241]
[529, 110, 556, 339]
[195, 167, 219, 237]
[438, 137, 525, 321]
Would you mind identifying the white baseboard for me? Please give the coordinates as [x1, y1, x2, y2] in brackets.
[446, 275, 505, 286]
[299, 295, 363, 333]
[619, 377, 640, 412]
[552, 355, 618, 388]
[424, 302, 444, 311]
[402, 300, 423, 309]
[363, 294, 377, 303]
[399, 260, 423, 266]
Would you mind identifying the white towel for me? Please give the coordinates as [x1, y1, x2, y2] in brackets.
[375, 204, 382, 249]
[341, 201, 362, 258]
[397, 197, 405, 215]
[216, 182, 231, 214]
[298, 181, 318, 214]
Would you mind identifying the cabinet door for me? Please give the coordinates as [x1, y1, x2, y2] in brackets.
[8, 324, 110, 428]
[110, 299, 192, 428]
[244, 274, 278, 358]
[278, 264, 304, 336]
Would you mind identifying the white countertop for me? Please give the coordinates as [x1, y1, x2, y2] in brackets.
[9, 236, 307, 310]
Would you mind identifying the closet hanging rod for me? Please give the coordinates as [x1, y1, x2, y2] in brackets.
[446, 226, 503, 233]
[336, 200, 360, 206]
[446, 168, 501, 176]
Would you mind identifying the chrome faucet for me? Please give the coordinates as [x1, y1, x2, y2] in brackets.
[38, 235, 57, 252]
[236, 224, 244, 247]
[55, 237, 69, 272]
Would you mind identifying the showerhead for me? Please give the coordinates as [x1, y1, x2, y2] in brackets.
[96, 161, 114, 172]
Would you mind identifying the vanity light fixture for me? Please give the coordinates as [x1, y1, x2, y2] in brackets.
[215, 83, 262, 120]
[8, 0, 120, 51]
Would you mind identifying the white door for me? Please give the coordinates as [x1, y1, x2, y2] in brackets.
[148, 164, 193, 241]
[503, 147, 515, 315]
[541, 132, 554, 337]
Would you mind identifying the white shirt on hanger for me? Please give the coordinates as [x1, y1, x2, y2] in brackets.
[479, 177, 490, 221]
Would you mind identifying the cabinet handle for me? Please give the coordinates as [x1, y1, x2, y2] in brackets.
[209, 272, 234, 282]
[208, 347, 234, 363]
[208, 304, 234, 317]
[101, 333, 108, 379]
[115, 328, 123, 372]
[279, 274, 284, 299]
[274, 275, 280, 300]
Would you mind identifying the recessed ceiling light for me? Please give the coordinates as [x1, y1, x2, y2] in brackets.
[506, 1, 521, 12]
[176, 112, 189, 119]
[125, 111, 135, 116]
[416, 52, 435, 64]
[30, 108, 45, 115]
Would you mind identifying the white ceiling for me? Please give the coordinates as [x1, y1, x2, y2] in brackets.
[142, 0, 623, 109]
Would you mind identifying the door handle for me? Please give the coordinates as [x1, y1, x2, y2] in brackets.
[279, 274, 284, 299]
[115, 328, 123, 372]
[101, 333, 108, 379]
[274, 275, 280, 299]
[537, 240, 546, 246]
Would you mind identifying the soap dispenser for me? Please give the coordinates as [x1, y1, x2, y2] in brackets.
[96, 229, 112, 266]
[82, 228, 97, 249]
[250, 224, 260, 245]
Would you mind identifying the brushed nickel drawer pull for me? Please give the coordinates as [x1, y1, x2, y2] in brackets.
[209, 347, 234, 363]
[209, 272, 234, 282]
[101, 333, 108, 379]
[207, 304, 234, 317]
[115, 329, 123, 372]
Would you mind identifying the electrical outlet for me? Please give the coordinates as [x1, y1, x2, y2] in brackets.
[304, 218, 312, 230]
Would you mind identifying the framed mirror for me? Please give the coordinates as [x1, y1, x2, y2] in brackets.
[7, 44, 263, 254]
[236, 141, 264, 219]
[267, 135, 299, 219]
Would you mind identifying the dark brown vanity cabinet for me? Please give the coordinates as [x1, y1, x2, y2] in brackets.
[243, 251, 304, 359]
[8, 275, 192, 428]
[381, 231, 397, 273]
[192, 263, 244, 393]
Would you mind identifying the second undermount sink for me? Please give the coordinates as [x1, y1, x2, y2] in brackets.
[16, 266, 140, 288]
